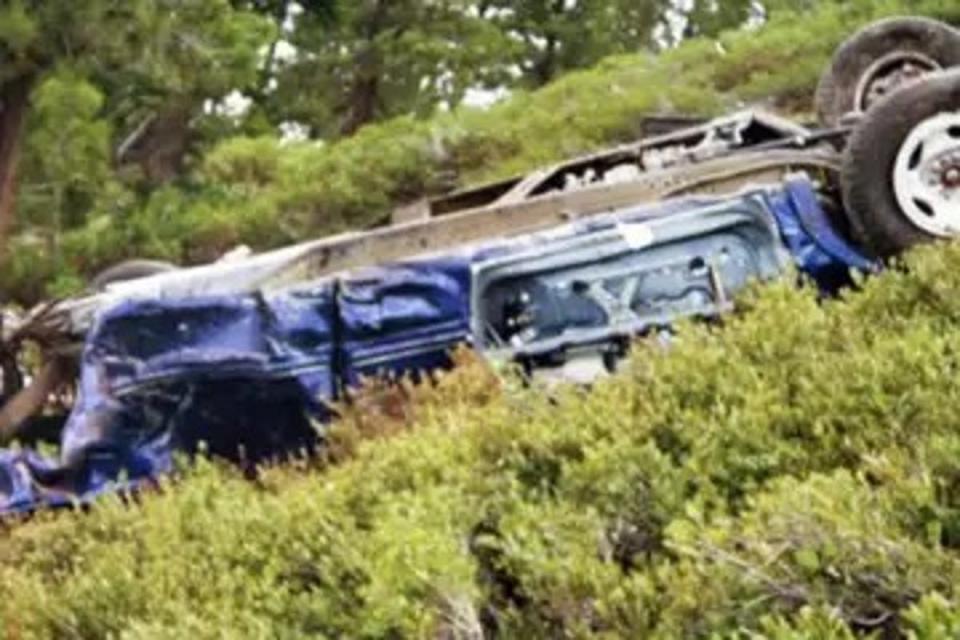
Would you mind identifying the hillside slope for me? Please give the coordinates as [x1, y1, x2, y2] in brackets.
[5, 242, 960, 638]
[4, 0, 959, 302]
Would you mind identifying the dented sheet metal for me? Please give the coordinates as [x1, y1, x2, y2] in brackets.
[0, 177, 872, 514]
[0, 288, 337, 513]
[339, 260, 472, 385]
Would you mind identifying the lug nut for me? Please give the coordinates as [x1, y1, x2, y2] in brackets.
[944, 166, 960, 189]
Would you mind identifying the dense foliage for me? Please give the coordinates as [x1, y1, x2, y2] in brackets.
[0, 0, 742, 302]
[0, 0, 275, 243]
[3, 0, 958, 304]
[6, 237, 960, 637]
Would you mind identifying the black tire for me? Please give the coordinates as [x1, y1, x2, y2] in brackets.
[840, 68, 960, 257]
[816, 17, 960, 127]
[90, 259, 178, 291]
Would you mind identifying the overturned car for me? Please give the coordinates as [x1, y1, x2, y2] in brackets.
[0, 17, 958, 514]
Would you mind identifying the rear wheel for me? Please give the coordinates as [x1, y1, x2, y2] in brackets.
[816, 17, 960, 127]
[840, 69, 960, 256]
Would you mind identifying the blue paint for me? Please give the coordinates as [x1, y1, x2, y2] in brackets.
[767, 177, 876, 289]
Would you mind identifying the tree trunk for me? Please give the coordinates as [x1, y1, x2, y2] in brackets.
[340, 52, 381, 137]
[0, 75, 35, 257]
[531, 34, 559, 87]
[339, 0, 388, 137]
[116, 101, 193, 186]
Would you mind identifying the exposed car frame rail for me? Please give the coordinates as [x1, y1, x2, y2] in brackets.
[60, 147, 841, 331]
[266, 150, 841, 280]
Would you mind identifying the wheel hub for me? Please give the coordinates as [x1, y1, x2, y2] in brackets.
[893, 111, 960, 237]
[943, 163, 960, 189]
[856, 51, 941, 112]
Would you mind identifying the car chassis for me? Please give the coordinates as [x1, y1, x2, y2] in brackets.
[0, 17, 958, 513]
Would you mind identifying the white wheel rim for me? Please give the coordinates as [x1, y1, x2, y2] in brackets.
[892, 111, 960, 237]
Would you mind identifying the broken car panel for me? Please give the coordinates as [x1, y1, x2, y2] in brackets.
[0, 177, 871, 513]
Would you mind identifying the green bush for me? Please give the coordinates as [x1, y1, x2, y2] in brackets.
[5, 237, 960, 636]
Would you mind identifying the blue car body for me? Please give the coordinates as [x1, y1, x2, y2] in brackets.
[0, 176, 872, 514]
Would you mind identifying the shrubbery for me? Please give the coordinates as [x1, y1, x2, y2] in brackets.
[5, 240, 960, 636]
[5, 0, 959, 304]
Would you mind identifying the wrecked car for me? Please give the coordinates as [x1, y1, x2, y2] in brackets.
[0, 17, 958, 513]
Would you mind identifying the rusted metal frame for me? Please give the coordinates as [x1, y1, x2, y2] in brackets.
[422, 111, 809, 217]
[261, 149, 841, 289]
[46, 148, 840, 340]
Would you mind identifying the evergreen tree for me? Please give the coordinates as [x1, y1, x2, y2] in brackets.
[0, 0, 273, 250]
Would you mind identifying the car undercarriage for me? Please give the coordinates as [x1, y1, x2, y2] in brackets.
[0, 16, 957, 514]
